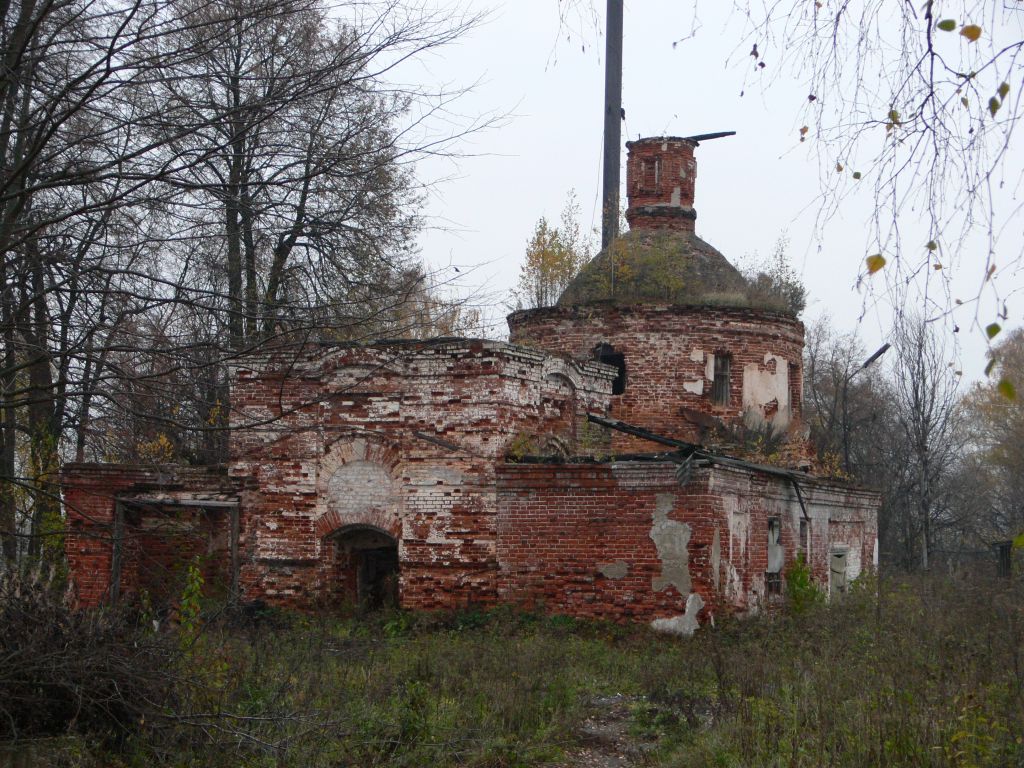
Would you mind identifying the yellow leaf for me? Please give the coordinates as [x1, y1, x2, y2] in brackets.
[998, 378, 1017, 401]
[960, 24, 982, 42]
[999, 81, 1010, 99]
[989, 97, 1001, 116]
[926, 240, 937, 251]
[888, 109, 901, 125]
[936, 19, 957, 32]
[986, 322, 1001, 339]
[866, 254, 886, 275]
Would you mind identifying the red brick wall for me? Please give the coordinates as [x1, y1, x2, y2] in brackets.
[495, 460, 880, 623]
[507, 305, 805, 451]
[64, 466, 129, 606]
[127, 507, 229, 606]
[64, 335, 877, 624]
[228, 340, 614, 610]
[496, 462, 724, 622]
[625, 137, 697, 232]
[63, 465, 233, 606]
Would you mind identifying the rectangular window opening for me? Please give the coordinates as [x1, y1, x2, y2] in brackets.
[830, 549, 849, 595]
[712, 354, 731, 406]
[996, 541, 1012, 578]
[767, 517, 783, 575]
[641, 157, 661, 194]
[789, 362, 801, 416]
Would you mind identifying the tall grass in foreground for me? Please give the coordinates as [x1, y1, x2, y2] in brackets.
[4, 574, 1023, 767]
[650, 575, 1024, 767]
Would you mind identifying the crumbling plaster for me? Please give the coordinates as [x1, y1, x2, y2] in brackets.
[599, 561, 630, 580]
[742, 353, 791, 429]
[705, 465, 879, 611]
[651, 593, 705, 637]
[650, 493, 693, 596]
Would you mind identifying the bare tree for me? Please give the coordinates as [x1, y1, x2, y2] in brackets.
[804, 316, 971, 570]
[804, 319, 884, 477]
[890, 318, 964, 570]
[0, 0, 486, 570]
[960, 329, 1024, 544]
[0, 0, 171, 567]
[143, 0, 469, 348]
[731, 0, 1023, 328]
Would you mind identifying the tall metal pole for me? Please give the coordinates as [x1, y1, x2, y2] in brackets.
[601, 0, 623, 250]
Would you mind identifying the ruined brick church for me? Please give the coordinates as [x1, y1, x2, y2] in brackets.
[63, 137, 879, 632]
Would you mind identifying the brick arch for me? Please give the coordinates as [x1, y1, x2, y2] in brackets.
[544, 371, 576, 391]
[540, 357, 583, 391]
[322, 434, 401, 472]
[330, 523, 397, 543]
[315, 436, 403, 540]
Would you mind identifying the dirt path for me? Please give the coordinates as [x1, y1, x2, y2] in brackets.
[561, 694, 654, 768]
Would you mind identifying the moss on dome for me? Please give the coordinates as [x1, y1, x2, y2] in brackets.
[556, 229, 800, 315]
[557, 230, 750, 307]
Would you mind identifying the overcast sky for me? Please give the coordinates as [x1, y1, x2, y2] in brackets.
[409, 1, 1021, 383]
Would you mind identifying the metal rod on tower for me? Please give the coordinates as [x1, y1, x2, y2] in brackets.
[601, 0, 623, 250]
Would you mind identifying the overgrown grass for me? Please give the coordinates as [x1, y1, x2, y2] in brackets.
[651, 575, 1024, 767]
[7, 575, 1024, 767]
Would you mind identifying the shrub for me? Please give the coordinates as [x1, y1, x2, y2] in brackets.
[785, 553, 825, 613]
[0, 568, 175, 741]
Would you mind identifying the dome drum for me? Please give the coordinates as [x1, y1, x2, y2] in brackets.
[508, 304, 806, 452]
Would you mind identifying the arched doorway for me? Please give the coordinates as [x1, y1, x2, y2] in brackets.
[330, 525, 399, 609]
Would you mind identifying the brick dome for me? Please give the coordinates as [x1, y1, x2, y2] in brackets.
[557, 229, 748, 307]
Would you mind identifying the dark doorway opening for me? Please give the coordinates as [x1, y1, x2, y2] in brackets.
[331, 526, 399, 609]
